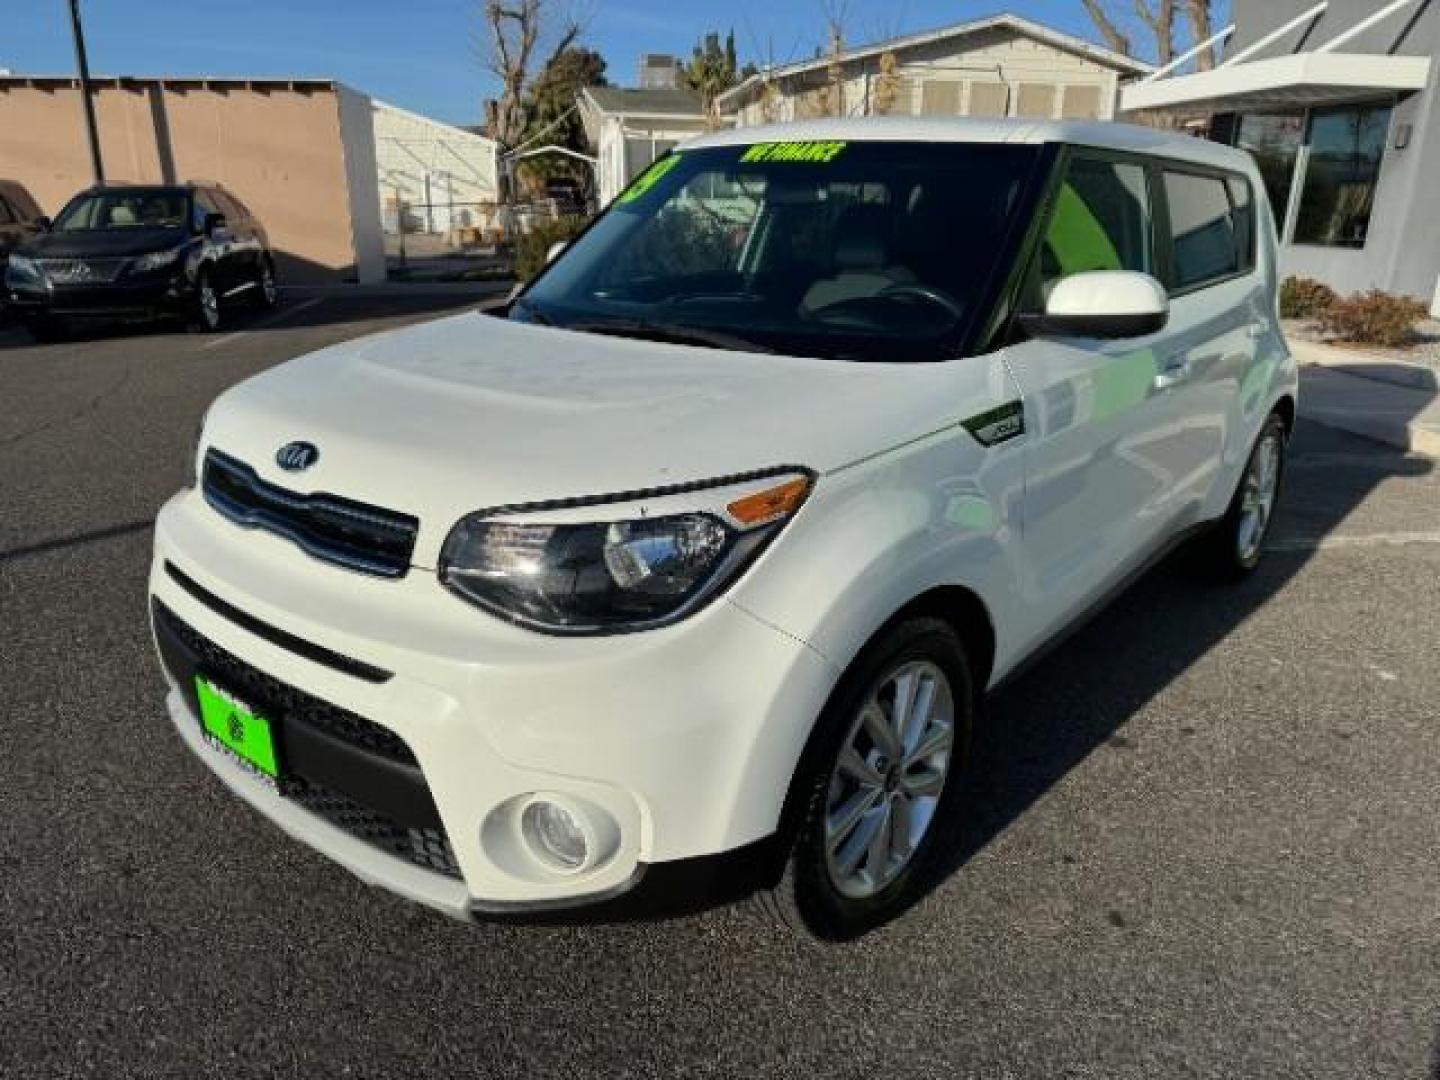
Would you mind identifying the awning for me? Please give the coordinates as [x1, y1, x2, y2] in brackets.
[1120, 52, 1431, 113]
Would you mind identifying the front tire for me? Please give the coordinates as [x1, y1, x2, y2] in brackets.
[755, 617, 974, 940]
[254, 259, 277, 309]
[1198, 412, 1288, 580]
[189, 270, 222, 333]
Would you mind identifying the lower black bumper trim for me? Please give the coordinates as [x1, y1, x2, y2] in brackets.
[467, 834, 785, 925]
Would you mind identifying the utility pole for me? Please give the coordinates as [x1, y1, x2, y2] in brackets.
[67, 0, 105, 184]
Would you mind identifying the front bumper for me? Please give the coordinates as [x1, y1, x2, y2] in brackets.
[149, 489, 838, 919]
[6, 275, 190, 318]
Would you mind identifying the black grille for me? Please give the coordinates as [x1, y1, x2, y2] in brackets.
[287, 778, 462, 878]
[202, 449, 418, 579]
[157, 601, 416, 765]
[36, 256, 128, 284]
[155, 602, 463, 880]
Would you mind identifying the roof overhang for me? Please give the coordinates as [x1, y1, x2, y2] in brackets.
[1120, 52, 1431, 113]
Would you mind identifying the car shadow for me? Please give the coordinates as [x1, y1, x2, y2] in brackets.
[913, 415, 1436, 920]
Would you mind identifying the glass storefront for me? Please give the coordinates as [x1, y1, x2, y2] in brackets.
[1293, 104, 1393, 248]
[1234, 112, 1305, 228]
[1228, 102, 1394, 251]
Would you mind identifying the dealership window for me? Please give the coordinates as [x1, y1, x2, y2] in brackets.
[1164, 171, 1241, 291]
[1234, 112, 1304, 227]
[1293, 104, 1393, 248]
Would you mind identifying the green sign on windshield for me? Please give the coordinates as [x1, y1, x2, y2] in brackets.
[739, 140, 849, 164]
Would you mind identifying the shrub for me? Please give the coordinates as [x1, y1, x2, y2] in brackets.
[1319, 289, 1430, 348]
[1279, 276, 1337, 320]
[514, 215, 591, 283]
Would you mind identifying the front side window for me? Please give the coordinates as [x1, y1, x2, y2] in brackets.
[1293, 104, 1392, 248]
[1164, 171, 1241, 291]
[1038, 157, 1153, 293]
[517, 141, 1043, 362]
[53, 190, 187, 231]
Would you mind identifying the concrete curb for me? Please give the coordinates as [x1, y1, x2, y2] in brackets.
[1297, 364, 1440, 460]
[1286, 337, 1439, 392]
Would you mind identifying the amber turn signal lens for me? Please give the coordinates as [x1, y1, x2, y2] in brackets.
[726, 476, 811, 527]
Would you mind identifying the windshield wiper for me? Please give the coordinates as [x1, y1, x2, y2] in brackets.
[567, 319, 775, 355]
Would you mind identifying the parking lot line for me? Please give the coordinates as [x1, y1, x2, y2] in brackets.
[1269, 530, 1440, 551]
[200, 296, 325, 351]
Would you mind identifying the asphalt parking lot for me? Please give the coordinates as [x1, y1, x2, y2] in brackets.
[3, 296, 1439, 1078]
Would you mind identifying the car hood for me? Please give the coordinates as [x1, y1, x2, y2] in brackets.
[203, 312, 979, 566]
[18, 228, 186, 258]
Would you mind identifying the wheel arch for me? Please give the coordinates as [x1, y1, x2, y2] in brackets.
[762, 581, 997, 886]
[1273, 393, 1296, 435]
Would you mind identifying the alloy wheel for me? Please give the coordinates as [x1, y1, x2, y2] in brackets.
[1236, 429, 1282, 563]
[199, 279, 220, 330]
[823, 659, 955, 899]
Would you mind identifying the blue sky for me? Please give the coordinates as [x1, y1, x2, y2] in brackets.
[3, 1, 1190, 127]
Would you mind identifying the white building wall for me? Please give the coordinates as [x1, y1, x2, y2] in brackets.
[335, 85, 385, 284]
[372, 101, 498, 236]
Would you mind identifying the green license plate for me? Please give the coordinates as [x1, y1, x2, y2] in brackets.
[195, 676, 280, 783]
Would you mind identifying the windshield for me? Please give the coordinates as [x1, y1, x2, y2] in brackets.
[515, 141, 1043, 362]
[53, 190, 189, 232]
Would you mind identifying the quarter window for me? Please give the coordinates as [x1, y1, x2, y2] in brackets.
[1039, 158, 1153, 292]
[1164, 171, 1240, 291]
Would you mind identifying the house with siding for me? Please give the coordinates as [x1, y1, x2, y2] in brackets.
[716, 14, 1153, 127]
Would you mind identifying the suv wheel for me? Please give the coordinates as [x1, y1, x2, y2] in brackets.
[755, 617, 973, 940]
[1199, 411, 1288, 580]
[190, 271, 222, 333]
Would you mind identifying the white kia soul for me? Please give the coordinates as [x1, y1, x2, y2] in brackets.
[149, 119, 1297, 939]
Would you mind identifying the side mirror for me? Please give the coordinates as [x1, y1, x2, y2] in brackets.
[33, 215, 51, 232]
[1021, 271, 1169, 340]
[545, 241, 567, 265]
[203, 212, 227, 237]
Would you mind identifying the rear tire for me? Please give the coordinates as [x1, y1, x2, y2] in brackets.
[754, 617, 974, 940]
[1196, 412, 1288, 581]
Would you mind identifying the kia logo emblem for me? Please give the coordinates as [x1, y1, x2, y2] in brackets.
[275, 441, 319, 472]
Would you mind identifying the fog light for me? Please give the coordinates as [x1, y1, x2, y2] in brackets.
[521, 800, 588, 872]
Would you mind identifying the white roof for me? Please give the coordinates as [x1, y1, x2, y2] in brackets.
[681, 117, 1255, 172]
[718, 14, 1153, 111]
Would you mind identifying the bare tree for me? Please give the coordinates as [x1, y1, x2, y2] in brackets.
[1183, 0, 1218, 70]
[1135, 0, 1177, 66]
[1081, 0, 1132, 56]
[480, 0, 581, 201]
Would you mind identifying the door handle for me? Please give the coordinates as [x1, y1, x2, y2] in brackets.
[1153, 354, 1189, 392]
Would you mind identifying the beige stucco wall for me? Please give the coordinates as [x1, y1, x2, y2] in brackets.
[0, 80, 375, 282]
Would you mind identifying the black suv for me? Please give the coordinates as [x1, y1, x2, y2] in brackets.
[4, 182, 275, 340]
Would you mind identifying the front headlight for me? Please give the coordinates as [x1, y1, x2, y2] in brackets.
[131, 247, 183, 273]
[439, 472, 812, 634]
[6, 254, 41, 280]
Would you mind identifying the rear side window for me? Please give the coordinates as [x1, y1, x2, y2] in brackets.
[1039, 157, 1153, 292]
[1164, 171, 1242, 291]
[0, 198, 13, 224]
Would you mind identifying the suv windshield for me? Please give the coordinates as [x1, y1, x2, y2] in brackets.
[54, 190, 189, 232]
[515, 141, 1042, 362]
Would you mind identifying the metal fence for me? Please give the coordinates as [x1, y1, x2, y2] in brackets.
[382, 197, 579, 259]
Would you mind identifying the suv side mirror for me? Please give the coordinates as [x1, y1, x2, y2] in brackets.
[203, 212, 227, 237]
[1021, 270, 1169, 340]
[33, 215, 51, 232]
